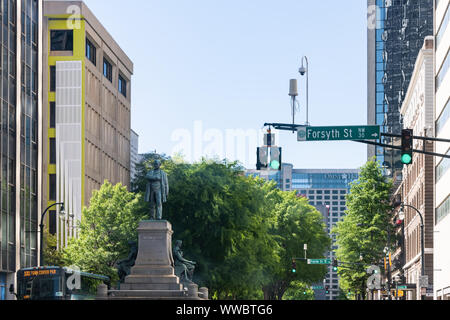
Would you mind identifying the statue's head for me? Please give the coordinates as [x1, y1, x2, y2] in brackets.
[153, 159, 161, 170]
[175, 240, 182, 247]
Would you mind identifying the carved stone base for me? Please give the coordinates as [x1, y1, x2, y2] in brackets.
[99, 220, 207, 300]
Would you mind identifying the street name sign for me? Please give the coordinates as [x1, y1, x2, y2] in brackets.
[307, 259, 331, 265]
[297, 125, 381, 142]
[311, 286, 324, 290]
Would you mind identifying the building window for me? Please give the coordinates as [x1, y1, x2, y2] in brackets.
[50, 66, 56, 92]
[118, 74, 127, 97]
[436, 98, 450, 136]
[436, 195, 450, 225]
[50, 138, 56, 164]
[103, 58, 113, 82]
[86, 38, 97, 65]
[50, 30, 73, 51]
[49, 174, 56, 201]
[50, 102, 56, 128]
[436, 149, 450, 183]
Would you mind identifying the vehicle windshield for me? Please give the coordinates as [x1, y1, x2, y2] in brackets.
[19, 276, 62, 300]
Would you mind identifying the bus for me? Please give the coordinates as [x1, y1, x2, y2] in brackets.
[13, 266, 110, 300]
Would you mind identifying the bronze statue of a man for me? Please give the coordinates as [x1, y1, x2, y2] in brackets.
[145, 159, 169, 220]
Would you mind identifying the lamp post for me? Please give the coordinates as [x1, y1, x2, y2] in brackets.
[39, 202, 65, 266]
[399, 204, 425, 300]
[299, 56, 310, 126]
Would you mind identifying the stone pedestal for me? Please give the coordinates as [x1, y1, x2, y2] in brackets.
[105, 220, 205, 300]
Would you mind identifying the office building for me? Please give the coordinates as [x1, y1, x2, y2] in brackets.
[42, 1, 133, 248]
[246, 165, 359, 300]
[367, 0, 434, 177]
[434, 0, 450, 301]
[399, 37, 434, 300]
[0, 0, 42, 300]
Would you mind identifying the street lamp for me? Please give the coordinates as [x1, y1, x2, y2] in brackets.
[39, 202, 67, 266]
[299, 56, 310, 126]
[399, 204, 426, 299]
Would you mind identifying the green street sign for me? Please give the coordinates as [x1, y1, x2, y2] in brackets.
[307, 259, 331, 265]
[311, 286, 324, 290]
[297, 125, 380, 142]
[397, 285, 407, 290]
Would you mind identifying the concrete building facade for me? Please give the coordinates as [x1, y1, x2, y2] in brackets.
[434, 0, 450, 301]
[42, 1, 133, 249]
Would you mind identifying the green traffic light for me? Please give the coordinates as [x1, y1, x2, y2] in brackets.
[401, 154, 412, 164]
[292, 269, 296, 273]
[270, 160, 280, 170]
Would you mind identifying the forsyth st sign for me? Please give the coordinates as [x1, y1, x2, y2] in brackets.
[297, 125, 380, 142]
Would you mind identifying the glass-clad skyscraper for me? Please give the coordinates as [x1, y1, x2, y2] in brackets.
[0, 0, 41, 300]
[367, 0, 433, 176]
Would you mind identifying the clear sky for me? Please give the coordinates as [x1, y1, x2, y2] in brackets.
[83, 0, 369, 170]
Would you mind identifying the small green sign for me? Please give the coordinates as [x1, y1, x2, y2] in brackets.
[307, 259, 331, 265]
[311, 286, 324, 290]
[297, 125, 380, 142]
[397, 285, 407, 290]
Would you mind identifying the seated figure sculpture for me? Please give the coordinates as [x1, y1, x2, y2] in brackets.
[116, 241, 138, 283]
[173, 240, 196, 283]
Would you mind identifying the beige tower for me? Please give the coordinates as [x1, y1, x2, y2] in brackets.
[41, 1, 134, 249]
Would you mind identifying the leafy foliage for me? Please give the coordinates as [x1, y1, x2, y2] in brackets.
[134, 156, 330, 299]
[332, 159, 393, 299]
[62, 181, 148, 283]
[43, 231, 64, 267]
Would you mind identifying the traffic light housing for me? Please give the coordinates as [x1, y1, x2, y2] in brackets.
[332, 259, 338, 272]
[257, 147, 282, 171]
[291, 260, 297, 273]
[270, 147, 282, 171]
[325, 285, 329, 294]
[256, 147, 269, 170]
[401, 129, 413, 165]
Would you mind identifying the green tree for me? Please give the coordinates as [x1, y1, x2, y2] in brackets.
[62, 181, 147, 282]
[262, 192, 331, 300]
[161, 159, 279, 299]
[43, 231, 64, 267]
[132, 156, 329, 300]
[283, 281, 315, 300]
[333, 159, 393, 299]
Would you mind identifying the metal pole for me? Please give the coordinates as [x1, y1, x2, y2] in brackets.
[387, 227, 391, 300]
[305, 57, 309, 126]
[39, 202, 64, 267]
[402, 204, 425, 300]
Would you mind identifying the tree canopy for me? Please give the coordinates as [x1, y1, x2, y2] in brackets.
[332, 159, 393, 299]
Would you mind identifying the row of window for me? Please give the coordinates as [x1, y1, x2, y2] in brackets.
[436, 148, 450, 183]
[436, 194, 450, 225]
[49, 30, 128, 97]
[436, 1, 450, 48]
[298, 190, 347, 195]
[436, 97, 450, 136]
[437, 47, 450, 91]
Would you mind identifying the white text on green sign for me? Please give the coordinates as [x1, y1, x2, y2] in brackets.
[297, 126, 380, 141]
[307, 259, 331, 265]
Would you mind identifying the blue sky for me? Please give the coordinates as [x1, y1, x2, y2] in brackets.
[84, 0, 368, 170]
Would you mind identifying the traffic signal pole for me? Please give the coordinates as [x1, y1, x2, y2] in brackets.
[263, 122, 450, 159]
